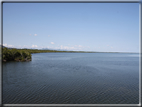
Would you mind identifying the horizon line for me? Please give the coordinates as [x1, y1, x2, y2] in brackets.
[1, 45, 139, 54]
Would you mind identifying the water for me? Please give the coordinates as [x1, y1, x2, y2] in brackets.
[3, 53, 139, 104]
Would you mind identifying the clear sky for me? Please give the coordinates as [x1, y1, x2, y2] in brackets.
[3, 3, 139, 52]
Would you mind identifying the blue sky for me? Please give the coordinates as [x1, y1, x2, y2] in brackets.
[3, 3, 139, 52]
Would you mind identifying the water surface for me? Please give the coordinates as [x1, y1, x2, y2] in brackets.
[3, 53, 139, 104]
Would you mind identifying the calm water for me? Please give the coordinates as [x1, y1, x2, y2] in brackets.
[3, 53, 139, 104]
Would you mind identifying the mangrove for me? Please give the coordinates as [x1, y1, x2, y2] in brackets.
[2, 47, 31, 62]
[2, 47, 95, 62]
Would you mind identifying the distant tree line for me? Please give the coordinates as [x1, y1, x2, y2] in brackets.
[2, 47, 91, 62]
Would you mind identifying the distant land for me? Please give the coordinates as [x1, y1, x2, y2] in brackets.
[0, 45, 139, 54]
[1, 46, 93, 62]
[1, 45, 139, 62]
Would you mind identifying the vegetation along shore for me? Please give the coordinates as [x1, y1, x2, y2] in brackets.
[2, 47, 90, 62]
[2, 47, 32, 62]
[2, 47, 136, 62]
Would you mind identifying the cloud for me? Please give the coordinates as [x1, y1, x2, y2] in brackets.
[60, 45, 82, 50]
[38, 45, 84, 51]
[3, 43, 14, 47]
[34, 34, 37, 36]
[8, 45, 13, 47]
[3, 44, 7, 46]
[32, 45, 38, 48]
[78, 45, 82, 48]
[51, 42, 54, 44]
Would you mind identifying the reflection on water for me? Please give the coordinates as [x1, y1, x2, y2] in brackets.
[3, 53, 139, 104]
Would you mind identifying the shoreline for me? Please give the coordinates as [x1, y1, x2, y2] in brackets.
[2, 47, 139, 62]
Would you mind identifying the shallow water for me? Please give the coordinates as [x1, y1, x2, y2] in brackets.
[3, 53, 139, 104]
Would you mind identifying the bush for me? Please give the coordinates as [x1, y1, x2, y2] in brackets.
[2, 47, 32, 62]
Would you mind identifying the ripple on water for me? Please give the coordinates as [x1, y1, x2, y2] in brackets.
[3, 53, 139, 104]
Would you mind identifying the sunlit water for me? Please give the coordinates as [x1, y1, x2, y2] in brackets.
[3, 53, 139, 104]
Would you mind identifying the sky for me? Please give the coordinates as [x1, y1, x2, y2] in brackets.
[3, 3, 139, 52]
